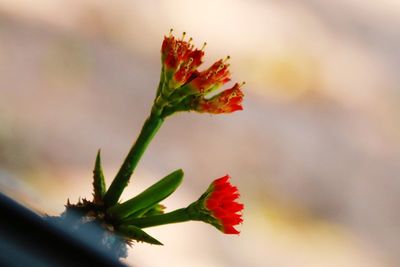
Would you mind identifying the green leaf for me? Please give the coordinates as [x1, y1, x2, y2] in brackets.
[107, 169, 183, 220]
[124, 203, 166, 220]
[93, 149, 106, 204]
[118, 225, 163, 245]
[142, 203, 166, 217]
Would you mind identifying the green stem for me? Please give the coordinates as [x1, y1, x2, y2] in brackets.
[104, 113, 164, 207]
[125, 208, 191, 228]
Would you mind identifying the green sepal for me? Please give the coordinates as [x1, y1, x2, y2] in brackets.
[155, 66, 165, 97]
[92, 149, 106, 204]
[108, 169, 183, 221]
[118, 225, 163, 245]
[160, 95, 197, 118]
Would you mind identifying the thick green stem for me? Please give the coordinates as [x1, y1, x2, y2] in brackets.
[104, 113, 164, 207]
[125, 208, 191, 228]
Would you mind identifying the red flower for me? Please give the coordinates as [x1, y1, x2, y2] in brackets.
[161, 31, 204, 86]
[187, 58, 231, 94]
[196, 83, 244, 114]
[204, 175, 244, 234]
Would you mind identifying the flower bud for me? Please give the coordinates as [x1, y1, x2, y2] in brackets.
[189, 175, 243, 234]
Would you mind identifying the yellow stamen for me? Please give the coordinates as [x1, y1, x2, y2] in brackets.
[201, 42, 207, 51]
[174, 42, 181, 53]
[223, 55, 231, 63]
[217, 62, 226, 72]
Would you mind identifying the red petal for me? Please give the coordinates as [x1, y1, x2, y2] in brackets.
[221, 216, 243, 225]
[223, 225, 240, 235]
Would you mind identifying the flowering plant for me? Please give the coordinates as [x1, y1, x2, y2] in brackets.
[53, 30, 245, 259]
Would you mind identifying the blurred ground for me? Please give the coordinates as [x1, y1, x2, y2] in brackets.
[0, 0, 400, 266]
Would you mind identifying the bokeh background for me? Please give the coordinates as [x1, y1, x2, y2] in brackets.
[1, 0, 400, 266]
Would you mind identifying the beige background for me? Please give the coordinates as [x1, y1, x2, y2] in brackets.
[0, 1, 400, 266]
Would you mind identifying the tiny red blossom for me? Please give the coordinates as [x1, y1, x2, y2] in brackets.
[197, 83, 244, 114]
[188, 59, 231, 93]
[205, 175, 243, 234]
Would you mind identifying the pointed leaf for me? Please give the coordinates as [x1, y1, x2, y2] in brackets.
[108, 169, 183, 220]
[93, 149, 106, 204]
[118, 225, 163, 245]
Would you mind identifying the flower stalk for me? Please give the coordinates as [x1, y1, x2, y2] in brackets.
[103, 113, 164, 207]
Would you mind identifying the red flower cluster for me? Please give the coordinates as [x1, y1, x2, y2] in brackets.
[205, 175, 244, 234]
[159, 30, 244, 115]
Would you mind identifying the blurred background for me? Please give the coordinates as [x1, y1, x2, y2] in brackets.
[0, 0, 399, 266]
